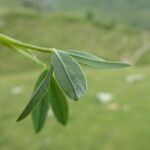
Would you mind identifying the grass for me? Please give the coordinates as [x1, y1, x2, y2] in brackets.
[0, 11, 150, 149]
[0, 66, 150, 150]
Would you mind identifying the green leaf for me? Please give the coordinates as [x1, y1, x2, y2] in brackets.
[66, 50, 131, 69]
[32, 94, 49, 133]
[32, 70, 50, 133]
[50, 77, 69, 125]
[17, 67, 53, 122]
[52, 50, 87, 100]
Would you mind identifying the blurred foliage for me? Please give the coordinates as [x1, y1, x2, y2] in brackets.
[0, 0, 150, 28]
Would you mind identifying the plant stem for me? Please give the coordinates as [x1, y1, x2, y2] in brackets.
[10, 45, 47, 69]
[0, 33, 55, 54]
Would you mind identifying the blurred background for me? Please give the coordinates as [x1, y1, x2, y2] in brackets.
[0, 0, 150, 149]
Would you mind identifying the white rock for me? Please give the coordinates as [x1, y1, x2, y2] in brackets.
[97, 92, 113, 104]
[126, 73, 144, 84]
[10, 86, 24, 95]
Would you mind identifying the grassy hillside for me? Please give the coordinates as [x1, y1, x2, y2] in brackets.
[0, 64, 150, 150]
[0, 0, 150, 28]
[55, 0, 150, 25]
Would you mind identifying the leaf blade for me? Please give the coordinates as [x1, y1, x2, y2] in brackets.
[32, 70, 50, 133]
[52, 50, 87, 100]
[17, 67, 53, 122]
[66, 50, 131, 69]
[32, 93, 49, 133]
[50, 77, 69, 125]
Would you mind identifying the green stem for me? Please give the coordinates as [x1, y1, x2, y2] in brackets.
[10, 45, 47, 69]
[0, 33, 55, 54]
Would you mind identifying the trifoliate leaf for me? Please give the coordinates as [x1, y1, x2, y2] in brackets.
[32, 70, 50, 133]
[50, 76, 68, 125]
[66, 50, 131, 69]
[52, 50, 87, 100]
[17, 67, 53, 122]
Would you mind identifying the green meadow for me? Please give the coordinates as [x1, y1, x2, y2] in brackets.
[0, 3, 150, 150]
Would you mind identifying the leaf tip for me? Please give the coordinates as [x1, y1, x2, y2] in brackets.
[61, 119, 68, 126]
[16, 115, 23, 122]
[35, 128, 41, 134]
[73, 97, 79, 101]
[16, 112, 26, 122]
[122, 62, 132, 68]
[127, 63, 132, 67]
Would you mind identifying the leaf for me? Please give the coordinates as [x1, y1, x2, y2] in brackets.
[32, 94, 49, 133]
[66, 50, 131, 69]
[67, 50, 105, 62]
[52, 50, 87, 100]
[32, 70, 50, 133]
[50, 77, 69, 125]
[17, 67, 53, 122]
